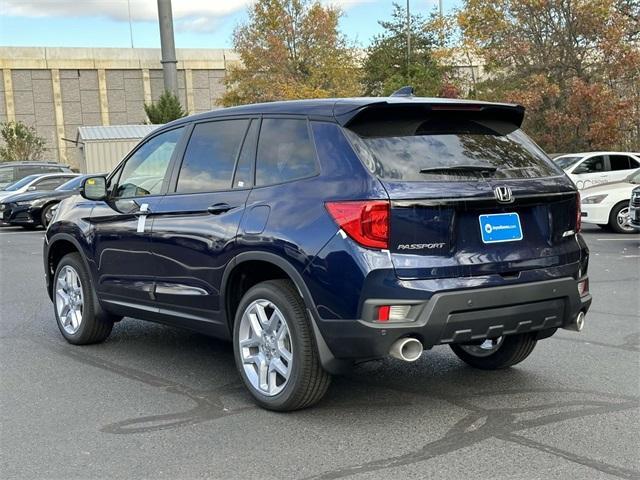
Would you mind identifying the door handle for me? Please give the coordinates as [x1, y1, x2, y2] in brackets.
[207, 203, 233, 215]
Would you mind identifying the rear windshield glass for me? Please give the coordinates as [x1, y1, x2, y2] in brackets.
[344, 114, 561, 181]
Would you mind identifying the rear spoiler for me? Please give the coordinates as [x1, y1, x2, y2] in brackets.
[334, 99, 526, 129]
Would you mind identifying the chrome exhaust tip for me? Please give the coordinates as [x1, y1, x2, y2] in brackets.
[565, 311, 586, 332]
[389, 337, 423, 362]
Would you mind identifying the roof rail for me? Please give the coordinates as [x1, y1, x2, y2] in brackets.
[390, 86, 414, 97]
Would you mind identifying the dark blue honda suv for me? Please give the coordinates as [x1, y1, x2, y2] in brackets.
[43, 96, 591, 411]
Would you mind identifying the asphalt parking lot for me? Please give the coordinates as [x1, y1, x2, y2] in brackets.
[0, 224, 638, 480]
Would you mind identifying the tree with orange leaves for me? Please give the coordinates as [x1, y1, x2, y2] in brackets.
[221, 0, 360, 107]
[452, 0, 640, 152]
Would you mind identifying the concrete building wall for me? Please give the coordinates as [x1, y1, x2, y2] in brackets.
[0, 47, 239, 168]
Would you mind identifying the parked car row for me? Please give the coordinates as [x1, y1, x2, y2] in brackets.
[552, 152, 640, 233]
[0, 161, 72, 189]
[579, 169, 640, 233]
[0, 171, 84, 229]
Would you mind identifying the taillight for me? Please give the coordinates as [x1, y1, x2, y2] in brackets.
[325, 200, 390, 249]
[576, 192, 581, 232]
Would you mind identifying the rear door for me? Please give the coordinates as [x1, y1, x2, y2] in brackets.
[343, 106, 579, 280]
[608, 154, 640, 183]
[150, 117, 257, 330]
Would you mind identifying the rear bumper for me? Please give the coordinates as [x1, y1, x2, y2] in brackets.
[315, 277, 591, 362]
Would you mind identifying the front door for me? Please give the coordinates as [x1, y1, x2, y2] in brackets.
[150, 118, 257, 332]
[90, 126, 186, 309]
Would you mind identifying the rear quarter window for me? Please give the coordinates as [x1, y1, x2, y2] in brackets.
[256, 118, 318, 186]
[344, 114, 562, 181]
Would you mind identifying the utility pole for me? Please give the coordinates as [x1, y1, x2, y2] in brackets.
[157, 0, 178, 95]
[406, 0, 411, 83]
[439, 0, 443, 16]
[127, 0, 134, 48]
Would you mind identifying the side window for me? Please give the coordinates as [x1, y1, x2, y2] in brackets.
[573, 156, 607, 174]
[176, 119, 249, 193]
[114, 127, 184, 198]
[256, 118, 317, 186]
[233, 119, 259, 189]
[609, 155, 634, 171]
[33, 177, 70, 190]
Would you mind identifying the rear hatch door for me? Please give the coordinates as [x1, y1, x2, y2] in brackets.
[342, 102, 580, 280]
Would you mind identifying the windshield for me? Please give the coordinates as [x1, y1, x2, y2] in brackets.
[627, 170, 640, 184]
[3, 174, 40, 191]
[554, 156, 583, 169]
[344, 116, 562, 181]
[56, 176, 84, 191]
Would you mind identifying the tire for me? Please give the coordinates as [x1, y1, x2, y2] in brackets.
[450, 333, 537, 370]
[53, 253, 114, 345]
[608, 202, 635, 234]
[233, 279, 331, 411]
[41, 203, 56, 228]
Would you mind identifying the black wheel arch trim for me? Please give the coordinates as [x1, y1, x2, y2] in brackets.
[44, 232, 92, 299]
[221, 251, 351, 374]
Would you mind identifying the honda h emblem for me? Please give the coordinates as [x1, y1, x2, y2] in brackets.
[494, 186, 513, 204]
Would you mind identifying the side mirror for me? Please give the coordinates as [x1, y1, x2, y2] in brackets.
[81, 176, 107, 201]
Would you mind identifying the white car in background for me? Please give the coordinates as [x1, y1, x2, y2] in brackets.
[580, 169, 640, 233]
[553, 152, 640, 190]
[0, 173, 79, 202]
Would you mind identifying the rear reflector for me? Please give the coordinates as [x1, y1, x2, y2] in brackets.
[377, 305, 390, 321]
[325, 200, 389, 249]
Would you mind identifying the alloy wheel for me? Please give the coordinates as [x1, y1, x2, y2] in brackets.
[238, 299, 293, 396]
[55, 265, 84, 334]
[616, 206, 634, 232]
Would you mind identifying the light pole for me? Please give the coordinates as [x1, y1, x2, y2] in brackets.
[157, 0, 178, 95]
[127, 0, 134, 48]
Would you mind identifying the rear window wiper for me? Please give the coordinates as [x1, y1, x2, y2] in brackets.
[419, 165, 498, 174]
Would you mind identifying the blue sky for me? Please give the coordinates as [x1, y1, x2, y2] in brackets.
[0, 1, 461, 50]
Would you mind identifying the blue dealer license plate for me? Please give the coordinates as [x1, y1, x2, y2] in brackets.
[479, 213, 523, 244]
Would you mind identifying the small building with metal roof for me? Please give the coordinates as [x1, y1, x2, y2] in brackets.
[75, 124, 161, 173]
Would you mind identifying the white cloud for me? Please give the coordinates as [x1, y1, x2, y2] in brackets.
[1, 0, 371, 32]
[1, 0, 251, 32]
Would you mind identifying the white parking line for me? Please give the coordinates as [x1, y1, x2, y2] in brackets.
[596, 237, 640, 241]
